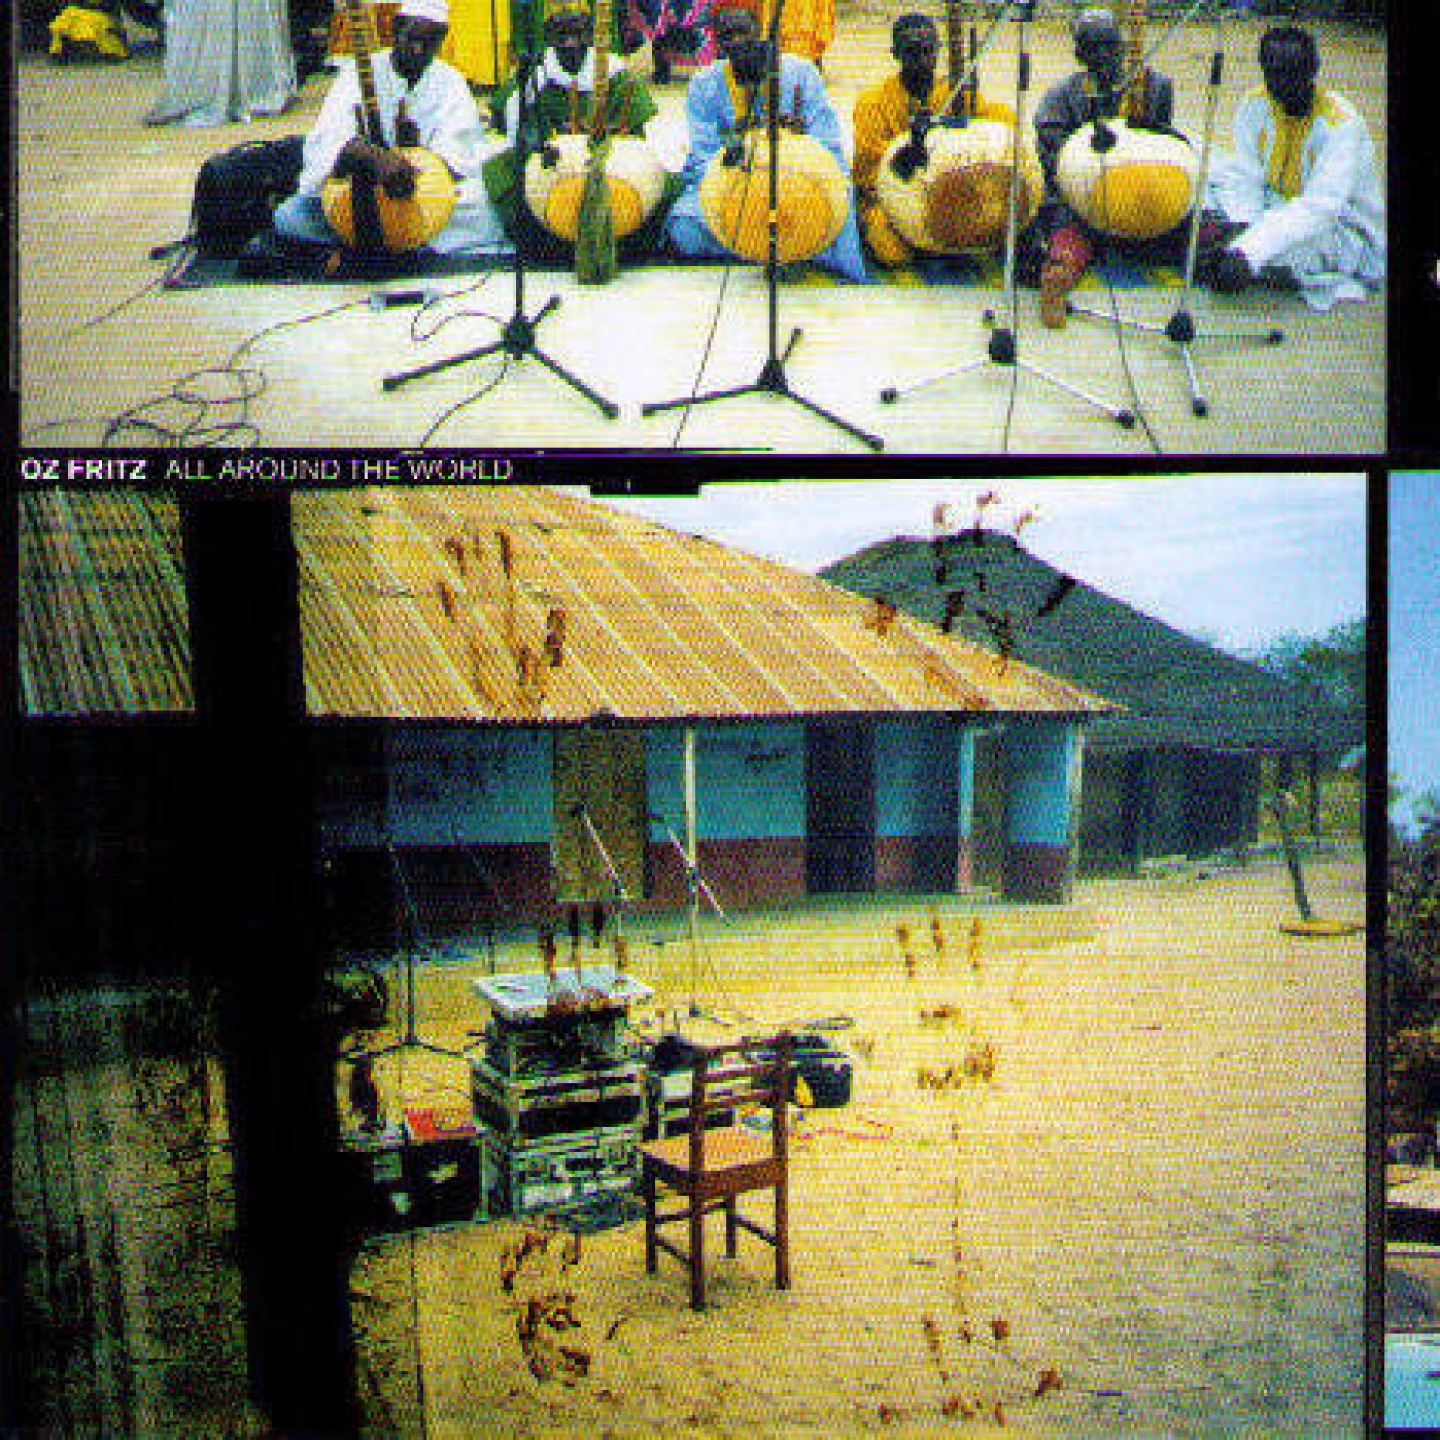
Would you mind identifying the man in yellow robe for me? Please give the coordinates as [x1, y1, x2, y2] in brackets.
[731, 0, 832, 66]
[852, 14, 1013, 269]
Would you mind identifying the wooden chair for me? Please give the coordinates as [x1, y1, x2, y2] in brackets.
[640, 1033, 793, 1311]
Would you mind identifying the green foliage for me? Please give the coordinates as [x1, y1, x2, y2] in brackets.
[1389, 806, 1440, 1032]
[1256, 617, 1366, 721]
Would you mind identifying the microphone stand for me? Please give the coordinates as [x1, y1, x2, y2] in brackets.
[381, 4, 618, 418]
[1062, 0, 1284, 417]
[877, 0, 1135, 431]
[640, 0, 884, 451]
[347, 845, 468, 1068]
[572, 804, 630, 972]
[651, 811, 728, 1018]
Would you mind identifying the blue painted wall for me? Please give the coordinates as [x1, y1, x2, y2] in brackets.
[389, 728, 553, 844]
[317, 726, 554, 847]
[875, 718, 959, 837]
[318, 718, 1079, 862]
[1004, 721, 1080, 844]
[647, 722, 808, 840]
[957, 727, 976, 839]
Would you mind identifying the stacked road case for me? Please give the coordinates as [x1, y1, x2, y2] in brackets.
[472, 967, 652, 1216]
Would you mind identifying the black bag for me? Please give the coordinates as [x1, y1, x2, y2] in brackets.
[189, 136, 306, 257]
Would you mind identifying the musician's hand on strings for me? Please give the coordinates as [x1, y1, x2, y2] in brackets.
[332, 138, 415, 198]
[333, 136, 381, 180]
[376, 149, 419, 199]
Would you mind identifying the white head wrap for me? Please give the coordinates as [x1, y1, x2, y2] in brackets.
[398, 0, 450, 24]
[1074, 7, 1117, 40]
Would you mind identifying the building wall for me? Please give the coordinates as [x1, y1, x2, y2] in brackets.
[1077, 746, 1264, 874]
[1001, 721, 1081, 903]
[19, 711, 1084, 975]
[874, 718, 960, 892]
[313, 714, 1081, 942]
[646, 722, 808, 909]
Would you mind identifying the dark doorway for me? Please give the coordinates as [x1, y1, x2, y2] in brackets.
[969, 732, 1007, 890]
[805, 723, 876, 894]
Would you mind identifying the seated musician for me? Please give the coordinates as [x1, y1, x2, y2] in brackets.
[265, 0, 510, 261]
[1029, 6, 1181, 327]
[852, 13, 1014, 269]
[483, 0, 673, 260]
[665, 2, 868, 281]
[1197, 25, 1384, 309]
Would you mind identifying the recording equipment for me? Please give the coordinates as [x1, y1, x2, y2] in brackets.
[368, 288, 442, 309]
[382, 0, 617, 419]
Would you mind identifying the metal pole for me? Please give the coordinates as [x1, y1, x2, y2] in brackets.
[684, 728, 700, 1008]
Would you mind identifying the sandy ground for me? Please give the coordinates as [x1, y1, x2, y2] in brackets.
[14, 15, 1386, 454]
[337, 855, 1367, 1438]
[9, 857, 1368, 1436]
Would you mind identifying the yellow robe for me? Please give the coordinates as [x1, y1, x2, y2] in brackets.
[440, 0, 512, 87]
[735, 0, 835, 64]
[852, 71, 1013, 267]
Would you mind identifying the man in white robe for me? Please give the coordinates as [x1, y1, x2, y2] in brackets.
[146, 0, 295, 127]
[1200, 25, 1383, 311]
[271, 0, 510, 256]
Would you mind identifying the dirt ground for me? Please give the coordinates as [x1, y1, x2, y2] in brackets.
[9, 856, 1368, 1435]
[337, 854, 1368, 1438]
[14, 14, 1386, 454]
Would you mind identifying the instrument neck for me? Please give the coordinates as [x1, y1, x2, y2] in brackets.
[590, 0, 613, 136]
[342, 0, 385, 143]
[945, 0, 963, 91]
[937, 0, 979, 124]
[1121, 0, 1147, 123]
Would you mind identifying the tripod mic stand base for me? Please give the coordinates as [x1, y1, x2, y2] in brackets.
[383, 293, 620, 419]
[880, 320, 1134, 427]
[642, 325, 885, 452]
[1066, 299, 1284, 420]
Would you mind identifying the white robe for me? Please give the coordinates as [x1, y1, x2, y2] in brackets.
[278, 51, 511, 253]
[296, 51, 486, 206]
[1206, 86, 1384, 311]
[147, 0, 295, 127]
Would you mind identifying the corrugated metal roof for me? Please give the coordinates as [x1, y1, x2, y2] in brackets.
[19, 490, 194, 717]
[20, 487, 1111, 724]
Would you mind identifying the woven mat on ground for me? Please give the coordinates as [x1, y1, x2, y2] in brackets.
[162, 246, 676, 289]
[161, 246, 1183, 291]
[795, 249, 1185, 289]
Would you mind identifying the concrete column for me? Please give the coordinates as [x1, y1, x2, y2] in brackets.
[956, 726, 976, 889]
[1001, 722, 1082, 903]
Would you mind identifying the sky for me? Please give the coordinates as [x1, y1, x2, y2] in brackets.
[589, 475, 1367, 658]
[1390, 474, 1440, 832]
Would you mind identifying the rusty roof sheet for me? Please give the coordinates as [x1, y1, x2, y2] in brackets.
[20, 487, 1111, 723]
